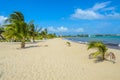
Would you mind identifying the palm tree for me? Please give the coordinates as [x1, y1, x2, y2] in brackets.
[3, 24, 21, 41]
[88, 41, 108, 60]
[0, 27, 5, 40]
[28, 21, 42, 42]
[0, 27, 4, 34]
[4, 11, 28, 48]
[40, 28, 48, 40]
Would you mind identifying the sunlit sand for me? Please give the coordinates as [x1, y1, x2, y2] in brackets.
[0, 38, 120, 80]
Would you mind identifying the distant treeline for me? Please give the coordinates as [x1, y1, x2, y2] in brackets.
[94, 34, 120, 37]
[61, 34, 120, 37]
[61, 34, 89, 37]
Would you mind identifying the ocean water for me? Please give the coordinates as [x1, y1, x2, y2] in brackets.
[65, 36, 120, 50]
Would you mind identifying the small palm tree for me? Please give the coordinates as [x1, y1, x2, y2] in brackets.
[40, 28, 48, 40]
[88, 41, 108, 60]
[28, 21, 42, 42]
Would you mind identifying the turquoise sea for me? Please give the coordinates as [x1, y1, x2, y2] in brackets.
[65, 36, 120, 50]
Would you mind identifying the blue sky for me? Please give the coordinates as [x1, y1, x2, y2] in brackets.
[0, 0, 120, 35]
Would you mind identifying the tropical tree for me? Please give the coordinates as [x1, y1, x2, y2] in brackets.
[3, 24, 21, 41]
[0, 27, 4, 34]
[0, 27, 5, 40]
[4, 11, 28, 48]
[40, 28, 48, 39]
[28, 21, 42, 42]
[88, 41, 108, 60]
[47, 33, 57, 39]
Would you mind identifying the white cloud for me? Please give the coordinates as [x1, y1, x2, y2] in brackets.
[71, 1, 120, 20]
[107, 12, 120, 18]
[102, 7, 115, 11]
[92, 1, 111, 11]
[48, 26, 84, 34]
[57, 26, 68, 32]
[48, 26, 56, 32]
[48, 26, 68, 32]
[75, 28, 84, 32]
[0, 16, 7, 24]
[71, 9, 103, 20]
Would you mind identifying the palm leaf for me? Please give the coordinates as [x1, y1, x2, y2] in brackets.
[88, 41, 108, 60]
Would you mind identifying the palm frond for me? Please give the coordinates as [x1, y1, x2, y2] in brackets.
[88, 41, 108, 60]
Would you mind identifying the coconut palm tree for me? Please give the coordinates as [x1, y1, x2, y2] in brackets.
[4, 11, 28, 48]
[88, 41, 108, 60]
[28, 21, 42, 42]
[3, 23, 21, 41]
[0, 27, 5, 40]
[0, 27, 4, 34]
[40, 28, 48, 40]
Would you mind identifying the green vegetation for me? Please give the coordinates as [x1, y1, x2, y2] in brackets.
[40, 28, 48, 39]
[61, 34, 89, 38]
[66, 42, 71, 47]
[95, 34, 120, 37]
[61, 34, 120, 38]
[47, 33, 57, 39]
[3, 11, 28, 48]
[88, 41, 108, 60]
[1, 11, 56, 48]
[0, 26, 5, 40]
[28, 21, 42, 42]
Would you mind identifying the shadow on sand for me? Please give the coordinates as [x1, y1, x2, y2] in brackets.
[16, 44, 48, 49]
[16, 45, 40, 49]
[92, 57, 116, 64]
[0, 71, 3, 79]
[0, 63, 4, 79]
[93, 57, 104, 63]
[24, 45, 40, 49]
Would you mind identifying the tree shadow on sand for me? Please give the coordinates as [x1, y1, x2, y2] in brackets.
[16, 45, 40, 49]
[92, 57, 116, 64]
[93, 57, 104, 63]
[105, 59, 116, 64]
[24, 45, 40, 48]
[0, 63, 4, 79]
[0, 71, 3, 79]
[89, 54, 116, 64]
[16, 44, 48, 49]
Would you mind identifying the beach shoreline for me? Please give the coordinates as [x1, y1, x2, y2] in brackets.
[64, 37, 120, 50]
[0, 38, 120, 80]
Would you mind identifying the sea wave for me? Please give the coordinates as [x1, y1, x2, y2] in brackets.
[118, 44, 120, 47]
[78, 41, 88, 44]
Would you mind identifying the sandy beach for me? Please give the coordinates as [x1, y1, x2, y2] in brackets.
[0, 38, 120, 80]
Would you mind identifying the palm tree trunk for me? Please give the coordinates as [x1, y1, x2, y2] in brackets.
[0, 34, 5, 40]
[102, 53, 105, 60]
[33, 36, 35, 42]
[21, 39, 25, 48]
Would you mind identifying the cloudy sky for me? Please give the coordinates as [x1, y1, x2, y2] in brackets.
[0, 0, 120, 35]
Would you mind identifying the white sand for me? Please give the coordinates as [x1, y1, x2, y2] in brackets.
[0, 38, 120, 80]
